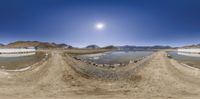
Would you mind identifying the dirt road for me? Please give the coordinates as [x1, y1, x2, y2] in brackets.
[0, 51, 199, 99]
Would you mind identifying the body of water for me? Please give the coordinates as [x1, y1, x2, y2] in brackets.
[0, 52, 45, 70]
[77, 51, 154, 64]
[168, 51, 200, 69]
[0, 52, 36, 57]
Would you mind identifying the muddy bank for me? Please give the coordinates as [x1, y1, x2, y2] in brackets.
[65, 53, 154, 80]
[65, 48, 112, 55]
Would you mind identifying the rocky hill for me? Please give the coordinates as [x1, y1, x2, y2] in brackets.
[5, 41, 72, 49]
[86, 45, 100, 49]
[55, 43, 73, 48]
[102, 45, 117, 49]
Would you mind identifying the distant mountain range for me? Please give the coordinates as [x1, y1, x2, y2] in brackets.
[0, 43, 4, 46]
[182, 44, 200, 48]
[115, 45, 172, 51]
[0, 41, 172, 50]
[85, 45, 172, 50]
[1, 41, 72, 49]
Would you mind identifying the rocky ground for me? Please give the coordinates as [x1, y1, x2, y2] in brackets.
[0, 50, 199, 99]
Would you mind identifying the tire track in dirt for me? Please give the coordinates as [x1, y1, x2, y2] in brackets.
[0, 51, 199, 99]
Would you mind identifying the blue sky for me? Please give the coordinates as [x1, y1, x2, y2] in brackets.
[0, 0, 200, 47]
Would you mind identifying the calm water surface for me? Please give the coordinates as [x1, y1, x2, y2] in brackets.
[78, 51, 154, 64]
[168, 51, 200, 69]
[0, 52, 45, 70]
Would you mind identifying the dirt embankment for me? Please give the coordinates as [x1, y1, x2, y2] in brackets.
[65, 52, 154, 80]
[0, 50, 199, 99]
[65, 48, 113, 55]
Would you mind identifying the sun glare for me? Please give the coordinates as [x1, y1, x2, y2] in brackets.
[95, 23, 105, 30]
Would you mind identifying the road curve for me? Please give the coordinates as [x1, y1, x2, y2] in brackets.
[0, 51, 199, 99]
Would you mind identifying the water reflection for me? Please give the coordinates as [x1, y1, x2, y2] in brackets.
[0, 52, 45, 70]
[168, 51, 200, 69]
[0, 52, 36, 57]
[177, 52, 200, 57]
[78, 51, 154, 64]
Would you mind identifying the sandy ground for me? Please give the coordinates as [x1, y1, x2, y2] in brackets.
[0, 50, 199, 99]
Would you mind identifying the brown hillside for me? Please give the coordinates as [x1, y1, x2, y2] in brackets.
[6, 41, 71, 49]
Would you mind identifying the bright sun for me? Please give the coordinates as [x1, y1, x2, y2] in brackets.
[95, 23, 105, 30]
